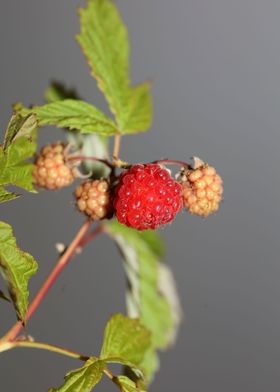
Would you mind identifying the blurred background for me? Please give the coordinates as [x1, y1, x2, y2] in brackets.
[1, 0, 280, 390]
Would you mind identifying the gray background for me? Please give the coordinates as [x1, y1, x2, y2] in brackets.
[0, 0, 280, 391]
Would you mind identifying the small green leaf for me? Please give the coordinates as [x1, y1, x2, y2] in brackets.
[0, 221, 38, 322]
[77, 0, 130, 127]
[100, 313, 151, 369]
[0, 187, 18, 203]
[115, 376, 145, 392]
[49, 357, 104, 392]
[3, 113, 37, 151]
[0, 138, 35, 194]
[104, 221, 182, 382]
[45, 81, 79, 103]
[19, 99, 118, 136]
[0, 113, 38, 203]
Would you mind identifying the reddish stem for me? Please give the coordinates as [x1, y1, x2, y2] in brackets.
[2, 219, 92, 343]
[68, 155, 114, 170]
[78, 225, 104, 249]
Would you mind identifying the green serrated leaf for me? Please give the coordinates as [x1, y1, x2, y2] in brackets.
[77, 0, 130, 127]
[100, 313, 151, 369]
[44, 82, 110, 178]
[103, 221, 182, 382]
[0, 221, 38, 322]
[116, 376, 145, 392]
[49, 357, 104, 392]
[3, 113, 37, 151]
[77, 0, 153, 134]
[0, 139, 35, 194]
[18, 99, 118, 136]
[121, 82, 153, 134]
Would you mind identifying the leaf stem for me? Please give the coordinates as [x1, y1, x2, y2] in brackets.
[0, 340, 89, 361]
[103, 368, 114, 380]
[0, 339, 125, 391]
[0, 219, 92, 343]
[113, 134, 122, 161]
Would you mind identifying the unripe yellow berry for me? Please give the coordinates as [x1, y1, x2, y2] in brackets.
[181, 164, 223, 217]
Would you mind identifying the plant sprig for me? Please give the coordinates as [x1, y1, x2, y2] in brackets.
[0, 1, 223, 391]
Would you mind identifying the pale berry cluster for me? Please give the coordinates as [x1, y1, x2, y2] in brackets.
[181, 165, 223, 217]
[33, 142, 75, 190]
[75, 179, 112, 220]
[33, 143, 223, 229]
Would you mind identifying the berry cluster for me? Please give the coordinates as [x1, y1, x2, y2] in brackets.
[114, 164, 182, 230]
[75, 179, 112, 220]
[181, 165, 223, 217]
[33, 142, 75, 190]
[33, 143, 223, 230]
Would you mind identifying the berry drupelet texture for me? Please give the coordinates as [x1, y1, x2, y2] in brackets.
[182, 165, 223, 217]
[114, 164, 183, 230]
[33, 142, 75, 190]
[75, 179, 112, 220]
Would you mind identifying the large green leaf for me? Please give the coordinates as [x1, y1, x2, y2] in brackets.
[77, 0, 153, 133]
[19, 99, 118, 136]
[77, 0, 130, 128]
[100, 313, 151, 369]
[103, 221, 182, 382]
[0, 221, 38, 322]
[49, 357, 104, 392]
[0, 113, 38, 203]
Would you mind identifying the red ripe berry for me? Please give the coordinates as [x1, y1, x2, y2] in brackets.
[114, 164, 183, 230]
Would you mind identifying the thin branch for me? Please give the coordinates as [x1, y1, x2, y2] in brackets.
[0, 340, 89, 361]
[0, 219, 92, 343]
[0, 339, 133, 392]
[78, 224, 104, 249]
[68, 155, 114, 170]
